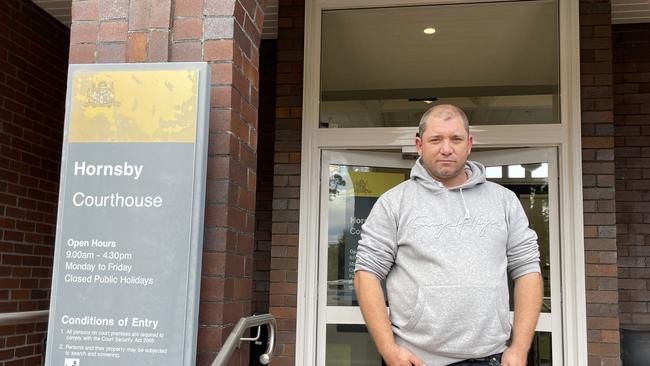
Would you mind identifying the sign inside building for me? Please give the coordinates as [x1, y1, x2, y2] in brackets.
[45, 63, 210, 366]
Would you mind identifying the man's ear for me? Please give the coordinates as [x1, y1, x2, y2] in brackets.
[467, 135, 474, 155]
[415, 136, 423, 156]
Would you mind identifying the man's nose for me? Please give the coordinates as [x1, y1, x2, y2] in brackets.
[440, 140, 453, 154]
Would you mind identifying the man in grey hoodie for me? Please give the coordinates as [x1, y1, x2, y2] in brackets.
[354, 104, 543, 366]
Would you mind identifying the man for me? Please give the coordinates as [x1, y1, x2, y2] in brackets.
[354, 104, 542, 366]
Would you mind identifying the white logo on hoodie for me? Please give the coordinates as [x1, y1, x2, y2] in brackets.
[411, 215, 498, 238]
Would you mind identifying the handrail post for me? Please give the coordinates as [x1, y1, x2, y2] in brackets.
[211, 314, 277, 366]
[259, 316, 276, 365]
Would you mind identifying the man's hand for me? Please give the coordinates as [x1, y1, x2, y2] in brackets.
[355, 271, 425, 366]
[381, 343, 426, 366]
[500, 346, 527, 366]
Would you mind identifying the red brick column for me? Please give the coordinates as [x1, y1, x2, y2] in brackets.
[579, 0, 621, 363]
[269, 1, 304, 365]
[69, 1, 266, 364]
[0, 1, 69, 365]
[613, 23, 650, 327]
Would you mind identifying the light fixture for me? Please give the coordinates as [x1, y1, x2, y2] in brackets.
[408, 97, 438, 104]
[423, 27, 436, 35]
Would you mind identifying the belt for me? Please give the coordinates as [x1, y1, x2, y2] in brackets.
[449, 353, 502, 364]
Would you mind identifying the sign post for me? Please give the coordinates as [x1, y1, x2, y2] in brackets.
[45, 63, 210, 366]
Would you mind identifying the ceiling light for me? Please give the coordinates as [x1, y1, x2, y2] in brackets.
[423, 28, 436, 35]
[408, 97, 438, 104]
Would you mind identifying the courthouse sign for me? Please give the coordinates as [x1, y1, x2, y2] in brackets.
[46, 63, 210, 366]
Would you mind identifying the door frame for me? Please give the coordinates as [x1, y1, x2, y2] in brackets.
[318, 150, 413, 365]
[317, 148, 562, 366]
[472, 147, 563, 366]
[296, 0, 586, 365]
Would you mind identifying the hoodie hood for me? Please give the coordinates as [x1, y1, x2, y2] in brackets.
[410, 158, 487, 191]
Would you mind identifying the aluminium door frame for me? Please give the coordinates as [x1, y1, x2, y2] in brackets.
[296, 0, 585, 365]
[318, 150, 413, 366]
[317, 148, 563, 366]
[471, 147, 563, 366]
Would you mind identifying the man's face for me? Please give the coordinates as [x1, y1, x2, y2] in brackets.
[415, 114, 473, 187]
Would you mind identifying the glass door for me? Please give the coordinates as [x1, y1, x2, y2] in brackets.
[319, 150, 412, 366]
[317, 148, 561, 366]
[471, 148, 562, 366]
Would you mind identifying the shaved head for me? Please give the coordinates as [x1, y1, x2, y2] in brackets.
[418, 104, 470, 137]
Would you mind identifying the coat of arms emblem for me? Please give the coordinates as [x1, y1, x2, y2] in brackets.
[86, 81, 120, 107]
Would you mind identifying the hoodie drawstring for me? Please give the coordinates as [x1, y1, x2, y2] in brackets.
[459, 188, 470, 219]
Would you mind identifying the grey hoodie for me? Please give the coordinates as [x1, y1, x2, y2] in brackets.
[355, 159, 540, 366]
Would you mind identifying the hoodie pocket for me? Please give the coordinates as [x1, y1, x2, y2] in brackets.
[399, 284, 510, 356]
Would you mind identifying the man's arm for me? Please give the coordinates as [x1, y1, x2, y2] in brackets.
[354, 271, 424, 366]
[501, 272, 543, 366]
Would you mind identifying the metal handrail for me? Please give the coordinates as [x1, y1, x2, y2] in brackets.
[0, 310, 49, 326]
[211, 313, 277, 366]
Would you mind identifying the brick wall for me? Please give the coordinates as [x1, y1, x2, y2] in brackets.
[579, 0, 621, 364]
[68, 0, 266, 364]
[197, 1, 264, 363]
[69, 0, 173, 63]
[613, 22, 650, 327]
[268, 1, 304, 364]
[0, 1, 69, 364]
[253, 40, 277, 316]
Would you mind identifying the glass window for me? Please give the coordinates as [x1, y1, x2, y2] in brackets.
[326, 160, 552, 311]
[327, 163, 410, 306]
[486, 166, 503, 178]
[320, 0, 559, 128]
[326, 324, 382, 366]
[508, 164, 526, 178]
[326, 325, 552, 366]
[529, 332, 553, 366]
[486, 163, 551, 312]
